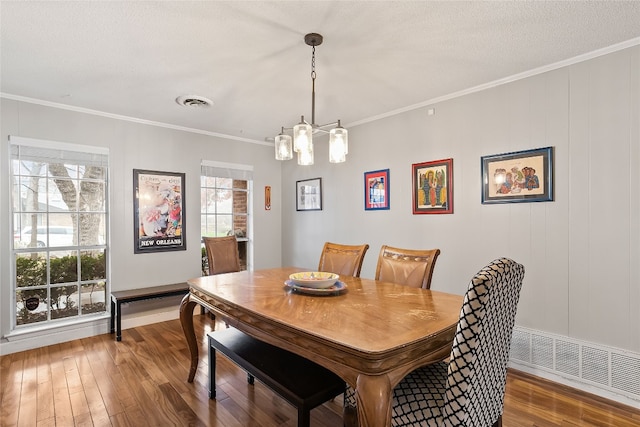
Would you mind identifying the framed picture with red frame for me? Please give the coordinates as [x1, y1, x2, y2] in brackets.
[364, 169, 390, 210]
[412, 158, 453, 214]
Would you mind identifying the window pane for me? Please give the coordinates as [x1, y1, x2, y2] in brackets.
[80, 250, 106, 281]
[81, 282, 106, 314]
[15, 253, 47, 288]
[233, 215, 247, 236]
[233, 180, 247, 190]
[47, 178, 76, 212]
[48, 163, 77, 179]
[217, 178, 232, 189]
[216, 215, 233, 237]
[79, 214, 105, 246]
[205, 189, 216, 213]
[50, 254, 78, 284]
[79, 181, 106, 211]
[15, 175, 48, 213]
[79, 165, 106, 181]
[217, 190, 232, 214]
[15, 214, 47, 248]
[202, 214, 216, 237]
[50, 284, 79, 320]
[16, 288, 48, 325]
[233, 190, 247, 214]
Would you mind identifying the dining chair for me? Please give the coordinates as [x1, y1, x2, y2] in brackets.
[317, 242, 369, 277]
[344, 257, 525, 427]
[375, 245, 441, 289]
[203, 236, 241, 275]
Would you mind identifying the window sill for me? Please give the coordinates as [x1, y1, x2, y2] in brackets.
[4, 313, 110, 342]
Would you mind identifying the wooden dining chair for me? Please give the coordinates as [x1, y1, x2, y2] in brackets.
[344, 258, 525, 427]
[203, 236, 241, 275]
[375, 245, 441, 289]
[317, 242, 370, 277]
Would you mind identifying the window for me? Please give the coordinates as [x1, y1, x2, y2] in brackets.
[201, 161, 253, 271]
[10, 136, 109, 329]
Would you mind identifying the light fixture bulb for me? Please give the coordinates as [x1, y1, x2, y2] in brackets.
[293, 118, 312, 153]
[274, 133, 293, 160]
[329, 124, 348, 163]
[297, 145, 314, 166]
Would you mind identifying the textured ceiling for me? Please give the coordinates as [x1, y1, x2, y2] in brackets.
[2, 1, 640, 144]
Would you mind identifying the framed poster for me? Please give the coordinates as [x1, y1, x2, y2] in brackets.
[412, 158, 453, 214]
[133, 169, 186, 253]
[481, 146, 553, 204]
[296, 178, 322, 211]
[364, 169, 390, 210]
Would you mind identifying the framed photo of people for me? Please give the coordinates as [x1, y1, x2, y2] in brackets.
[133, 169, 186, 253]
[412, 158, 453, 214]
[364, 169, 390, 210]
[481, 146, 553, 204]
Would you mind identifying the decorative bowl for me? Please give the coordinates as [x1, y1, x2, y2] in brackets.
[288, 272, 339, 289]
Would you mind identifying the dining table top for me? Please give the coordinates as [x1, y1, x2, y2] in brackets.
[186, 266, 463, 364]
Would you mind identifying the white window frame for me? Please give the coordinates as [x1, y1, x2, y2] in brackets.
[201, 160, 253, 271]
[9, 136, 110, 332]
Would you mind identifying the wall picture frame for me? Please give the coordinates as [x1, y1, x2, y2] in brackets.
[133, 169, 186, 253]
[364, 169, 390, 210]
[412, 158, 453, 214]
[296, 177, 322, 211]
[481, 146, 553, 204]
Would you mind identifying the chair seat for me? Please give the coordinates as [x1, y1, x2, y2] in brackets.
[392, 361, 448, 426]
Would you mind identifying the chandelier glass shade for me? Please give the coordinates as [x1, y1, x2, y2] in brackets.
[274, 33, 348, 165]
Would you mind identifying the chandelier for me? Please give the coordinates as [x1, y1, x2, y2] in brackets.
[274, 33, 348, 165]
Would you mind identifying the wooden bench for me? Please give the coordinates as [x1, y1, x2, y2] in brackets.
[208, 327, 345, 427]
[110, 282, 189, 341]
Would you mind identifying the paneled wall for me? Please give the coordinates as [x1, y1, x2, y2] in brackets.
[281, 46, 640, 355]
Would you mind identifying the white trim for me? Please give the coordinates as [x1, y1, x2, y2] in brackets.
[1, 93, 269, 146]
[201, 159, 254, 171]
[8, 135, 109, 155]
[347, 37, 640, 128]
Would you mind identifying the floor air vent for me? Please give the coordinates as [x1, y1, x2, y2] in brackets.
[509, 326, 640, 406]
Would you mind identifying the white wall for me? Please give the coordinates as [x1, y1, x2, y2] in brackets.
[281, 46, 640, 354]
[0, 100, 283, 351]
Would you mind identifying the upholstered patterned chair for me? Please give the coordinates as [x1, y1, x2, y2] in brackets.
[203, 236, 241, 275]
[375, 245, 441, 289]
[317, 242, 369, 277]
[344, 257, 525, 427]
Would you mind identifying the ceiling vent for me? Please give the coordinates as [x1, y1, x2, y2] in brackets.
[176, 95, 213, 108]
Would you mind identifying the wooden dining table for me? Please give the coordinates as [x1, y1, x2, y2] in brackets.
[180, 267, 463, 427]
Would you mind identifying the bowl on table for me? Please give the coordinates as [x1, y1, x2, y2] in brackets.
[288, 272, 340, 289]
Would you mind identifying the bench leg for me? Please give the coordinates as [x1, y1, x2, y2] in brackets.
[116, 301, 122, 341]
[110, 297, 115, 334]
[247, 373, 255, 385]
[297, 406, 311, 427]
[209, 341, 216, 399]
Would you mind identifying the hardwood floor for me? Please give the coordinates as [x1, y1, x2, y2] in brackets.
[1, 314, 639, 426]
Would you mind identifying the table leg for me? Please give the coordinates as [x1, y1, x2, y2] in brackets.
[179, 293, 199, 383]
[356, 374, 393, 427]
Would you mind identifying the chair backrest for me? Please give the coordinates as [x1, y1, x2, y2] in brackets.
[317, 242, 369, 277]
[441, 257, 525, 426]
[203, 236, 241, 275]
[374, 245, 441, 289]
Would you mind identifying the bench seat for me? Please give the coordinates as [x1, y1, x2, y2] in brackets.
[110, 282, 188, 341]
[208, 327, 345, 427]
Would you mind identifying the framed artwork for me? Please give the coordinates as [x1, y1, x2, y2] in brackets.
[364, 169, 390, 210]
[481, 146, 553, 204]
[133, 169, 186, 253]
[412, 158, 453, 214]
[296, 177, 322, 211]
